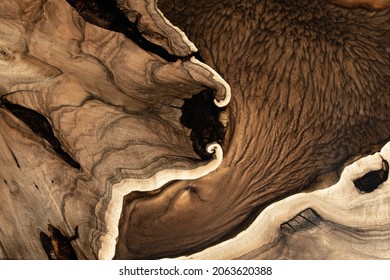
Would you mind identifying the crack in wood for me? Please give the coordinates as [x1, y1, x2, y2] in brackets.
[1, 99, 81, 170]
[180, 88, 226, 159]
[40, 224, 79, 260]
[66, 0, 202, 62]
[9, 148, 20, 169]
[39, 232, 57, 260]
[281, 208, 322, 234]
[353, 159, 389, 193]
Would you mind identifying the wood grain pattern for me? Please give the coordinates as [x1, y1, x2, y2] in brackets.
[1, 0, 389, 260]
[117, 0, 390, 259]
[0, 0, 229, 259]
[182, 142, 390, 259]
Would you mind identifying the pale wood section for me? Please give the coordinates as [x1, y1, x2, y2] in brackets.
[0, 0, 228, 259]
[116, 0, 198, 56]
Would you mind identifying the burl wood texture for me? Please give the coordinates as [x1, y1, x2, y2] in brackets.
[1, 0, 390, 260]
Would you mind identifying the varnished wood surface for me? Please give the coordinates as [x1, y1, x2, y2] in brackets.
[182, 142, 390, 259]
[119, 0, 390, 259]
[0, 0, 389, 260]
